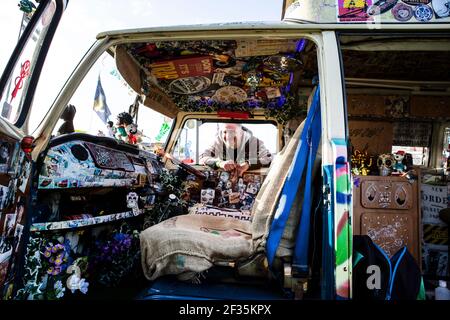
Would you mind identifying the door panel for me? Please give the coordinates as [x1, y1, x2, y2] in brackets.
[0, 133, 33, 299]
[0, 0, 67, 299]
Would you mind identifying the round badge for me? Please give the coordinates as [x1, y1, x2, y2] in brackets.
[212, 86, 248, 104]
[169, 76, 211, 95]
[414, 4, 434, 21]
[392, 3, 413, 21]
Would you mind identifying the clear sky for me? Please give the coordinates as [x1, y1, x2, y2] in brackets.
[0, 0, 283, 139]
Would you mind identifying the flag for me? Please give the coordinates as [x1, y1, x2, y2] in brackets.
[93, 76, 111, 124]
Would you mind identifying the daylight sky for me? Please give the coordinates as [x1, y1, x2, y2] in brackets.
[0, 0, 283, 139]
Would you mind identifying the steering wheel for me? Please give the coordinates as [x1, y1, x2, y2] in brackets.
[177, 161, 207, 180]
[164, 152, 206, 180]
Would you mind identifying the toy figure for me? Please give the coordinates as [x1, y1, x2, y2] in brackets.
[125, 123, 138, 144]
[114, 112, 141, 144]
[377, 153, 395, 176]
[393, 150, 407, 173]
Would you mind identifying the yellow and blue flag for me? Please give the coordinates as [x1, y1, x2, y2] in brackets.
[93, 76, 111, 123]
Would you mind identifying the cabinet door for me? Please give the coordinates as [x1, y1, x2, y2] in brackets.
[361, 180, 413, 210]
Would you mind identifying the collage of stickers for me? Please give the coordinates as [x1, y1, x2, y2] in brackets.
[338, 0, 450, 22]
[128, 39, 305, 111]
[0, 136, 32, 298]
[38, 141, 150, 190]
[183, 170, 264, 215]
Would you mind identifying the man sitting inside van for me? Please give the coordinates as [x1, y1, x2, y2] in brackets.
[199, 123, 272, 176]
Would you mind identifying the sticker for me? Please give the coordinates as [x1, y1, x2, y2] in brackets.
[212, 72, 225, 86]
[169, 76, 211, 95]
[150, 56, 213, 80]
[246, 183, 259, 195]
[126, 192, 139, 211]
[414, 4, 434, 20]
[235, 39, 298, 57]
[200, 189, 215, 204]
[229, 192, 240, 204]
[0, 249, 11, 287]
[0, 141, 13, 173]
[219, 171, 230, 182]
[368, 0, 399, 16]
[1, 102, 13, 120]
[2, 214, 17, 238]
[402, 0, 431, 5]
[13, 224, 24, 253]
[264, 87, 282, 99]
[432, 0, 450, 18]
[392, 3, 414, 20]
[338, 0, 374, 22]
[14, 200, 25, 225]
[17, 159, 31, 194]
[212, 86, 247, 104]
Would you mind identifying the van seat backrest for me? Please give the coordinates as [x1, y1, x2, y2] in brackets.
[251, 86, 321, 260]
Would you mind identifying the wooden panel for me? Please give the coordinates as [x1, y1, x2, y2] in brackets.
[361, 212, 413, 258]
[349, 121, 393, 155]
[347, 95, 385, 117]
[411, 96, 450, 119]
[353, 175, 420, 263]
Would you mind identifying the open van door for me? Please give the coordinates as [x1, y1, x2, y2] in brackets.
[0, 0, 67, 299]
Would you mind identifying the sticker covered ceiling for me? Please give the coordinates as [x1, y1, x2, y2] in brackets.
[126, 39, 307, 113]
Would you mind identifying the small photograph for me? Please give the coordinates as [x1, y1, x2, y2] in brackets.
[2, 178, 17, 211]
[0, 186, 9, 211]
[0, 141, 12, 173]
[17, 159, 32, 194]
[2, 213, 17, 238]
[14, 224, 24, 253]
[14, 200, 25, 225]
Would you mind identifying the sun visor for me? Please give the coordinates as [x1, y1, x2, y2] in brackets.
[115, 45, 178, 118]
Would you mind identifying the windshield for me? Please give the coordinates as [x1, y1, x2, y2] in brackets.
[172, 119, 278, 165]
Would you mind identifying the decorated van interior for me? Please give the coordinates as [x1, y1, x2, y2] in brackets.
[340, 34, 450, 297]
[1, 0, 449, 301]
[0, 35, 325, 300]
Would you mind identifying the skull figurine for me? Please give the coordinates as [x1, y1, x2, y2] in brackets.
[126, 192, 139, 213]
[377, 154, 395, 176]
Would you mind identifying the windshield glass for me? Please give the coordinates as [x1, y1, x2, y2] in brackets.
[172, 120, 278, 165]
[51, 52, 173, 148]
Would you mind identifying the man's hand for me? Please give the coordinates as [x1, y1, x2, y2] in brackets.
[217, 160, 236, 171]
[236, 161, 250, 177]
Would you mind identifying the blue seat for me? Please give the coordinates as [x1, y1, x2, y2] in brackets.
[137, 276, 287, 300]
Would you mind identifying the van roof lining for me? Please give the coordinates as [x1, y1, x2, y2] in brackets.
[113, 39, 318, 121]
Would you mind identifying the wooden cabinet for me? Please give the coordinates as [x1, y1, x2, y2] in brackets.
[353, 175, 421, 264]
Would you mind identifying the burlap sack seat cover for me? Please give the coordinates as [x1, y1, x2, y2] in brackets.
[140, 214, 252, 281]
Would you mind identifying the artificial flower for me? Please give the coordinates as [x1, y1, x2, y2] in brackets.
[54, 280, 65, 299]
[79, 279, 89, 294]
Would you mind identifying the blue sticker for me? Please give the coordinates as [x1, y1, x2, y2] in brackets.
[414, 4, 434, 21]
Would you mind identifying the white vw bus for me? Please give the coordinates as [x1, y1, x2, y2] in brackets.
[0, 0, 449, 300]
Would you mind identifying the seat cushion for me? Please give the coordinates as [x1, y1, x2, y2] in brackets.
[140, 214, 252, 281]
